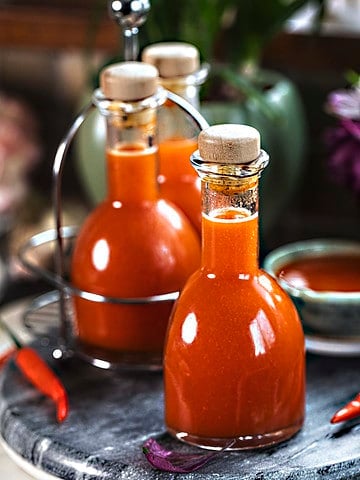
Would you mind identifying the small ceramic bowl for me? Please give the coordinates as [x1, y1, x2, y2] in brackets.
[263, 239, 360, 354]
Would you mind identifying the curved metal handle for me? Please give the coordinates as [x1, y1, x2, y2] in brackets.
[165, 90, 209, 131]
[52, 101, 94, 351]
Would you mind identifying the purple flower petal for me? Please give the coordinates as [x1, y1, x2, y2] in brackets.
[326, 87, 360, 120]
[341, 118, 360, 140]
[324, 85, 360, 195]
[143, 438, 235, 473]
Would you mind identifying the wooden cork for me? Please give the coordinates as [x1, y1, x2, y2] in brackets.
[198, 124, 260, 164]
[100, 61, 158, 101]
[142, 42, 199, 77]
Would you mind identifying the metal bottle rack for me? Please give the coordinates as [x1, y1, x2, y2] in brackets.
[17, 88, 209, 365]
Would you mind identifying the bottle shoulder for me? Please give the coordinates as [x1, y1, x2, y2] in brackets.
[71, 200, 201, 285]
[167, 268, 304, 356]
[177, 268, 298, 317]
[75, 198, 199, 235]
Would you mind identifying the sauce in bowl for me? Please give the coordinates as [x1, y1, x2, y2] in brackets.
[277, 255, 360, 293]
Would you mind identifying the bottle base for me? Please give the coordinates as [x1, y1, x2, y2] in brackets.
[75, 341, 163, 371]
[167, 420, 303, 451]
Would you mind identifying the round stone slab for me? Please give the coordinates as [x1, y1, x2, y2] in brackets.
[0, 340, 359, 479]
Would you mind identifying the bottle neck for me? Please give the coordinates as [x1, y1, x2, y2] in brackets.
[160, 63, 209, 109]
[161, 80, 200, 109]
[158, 70, 207, 142]
[201, 175, 260, 273]
[104, 107, 159, 202]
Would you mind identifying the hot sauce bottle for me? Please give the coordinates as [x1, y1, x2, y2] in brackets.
[142, 42, 208, 235]
[71, 62, 201, 369]
[164, 124, 305, 449]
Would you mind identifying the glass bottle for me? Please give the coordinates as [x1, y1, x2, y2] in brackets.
[142, 42, 208, 235]
[164, 124, 305, 449]
[71, 62, 201, 369]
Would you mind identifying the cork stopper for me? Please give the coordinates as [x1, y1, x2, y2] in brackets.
[100, 61, 158, 101]
[142, 42, 200, 78]
[198, 124, 260, 164]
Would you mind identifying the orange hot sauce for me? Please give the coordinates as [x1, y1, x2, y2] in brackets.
[164, 124, 305, 450]
[72, 146, 200, 362]
[158, 137, 201, 234]
[278, 255, 360, 292]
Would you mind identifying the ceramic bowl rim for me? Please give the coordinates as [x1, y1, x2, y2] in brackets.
[263, 238, 360, 304]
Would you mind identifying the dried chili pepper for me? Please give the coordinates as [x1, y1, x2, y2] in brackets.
[331, 392, 360, 424]
[143, 438, 235, 473]
[0, 317, 69, 423]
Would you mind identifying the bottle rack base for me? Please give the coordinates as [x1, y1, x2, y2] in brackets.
[75, 340, 163, 371]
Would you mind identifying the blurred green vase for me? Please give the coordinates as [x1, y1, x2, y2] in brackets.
[201, 69, 307, 237]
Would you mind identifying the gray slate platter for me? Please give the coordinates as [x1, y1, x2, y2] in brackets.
[0, 341, 359, 480]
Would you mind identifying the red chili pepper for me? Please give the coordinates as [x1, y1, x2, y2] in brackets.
[14, 346, 69, 423]
[0, 317, 69, 423]
[331, 392, 360, 424]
